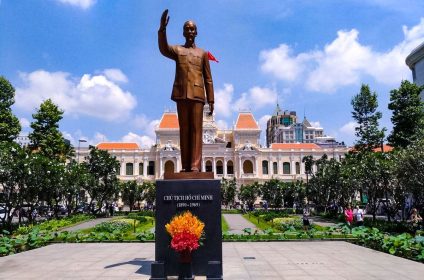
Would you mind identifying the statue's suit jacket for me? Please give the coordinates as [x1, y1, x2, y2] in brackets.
[158, 30, 214, 105]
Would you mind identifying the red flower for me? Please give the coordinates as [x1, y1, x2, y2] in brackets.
[170, 231, 200, 253]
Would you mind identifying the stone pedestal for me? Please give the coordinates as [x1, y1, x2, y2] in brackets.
[150, 179, 223, 279]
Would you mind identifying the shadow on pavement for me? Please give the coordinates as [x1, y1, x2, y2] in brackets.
[105, 258, 153, 275]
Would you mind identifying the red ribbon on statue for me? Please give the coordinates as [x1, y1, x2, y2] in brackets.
[207, 51, 219, 63]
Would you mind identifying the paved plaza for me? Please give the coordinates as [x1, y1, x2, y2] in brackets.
[0, 241, 423, 279]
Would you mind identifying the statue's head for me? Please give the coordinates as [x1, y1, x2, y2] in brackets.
[183, 20, 197, 42]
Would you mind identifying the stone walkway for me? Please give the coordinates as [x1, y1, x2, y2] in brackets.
[1, 242, 423, 279]
[60, 217, 114, 232]
[222, 214, 258, 234]
[309, 216, 338, 227]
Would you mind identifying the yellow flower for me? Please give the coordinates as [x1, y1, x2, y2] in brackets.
[166, 211, 205, 239]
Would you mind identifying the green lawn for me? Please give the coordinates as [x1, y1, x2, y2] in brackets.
[77, 217, 155, 237]
[221, 215, 230, 232]
[243, 213, 278, 231]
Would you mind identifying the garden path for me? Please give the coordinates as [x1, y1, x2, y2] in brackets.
[223, 213, 258, 234]
[60, 217, 115, 232]
[309, 216, 338, 227]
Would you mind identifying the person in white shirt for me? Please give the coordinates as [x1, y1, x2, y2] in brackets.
[355, 206, 364, 226]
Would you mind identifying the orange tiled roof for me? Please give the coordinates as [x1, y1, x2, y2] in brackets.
[158, 112, 179, 129]
[97, 142, 140, 150]
[373, 144, 394, 152]
[349, 144, 394, 153]
[271, 143, 321, 150]
[235, 113, 259, 130]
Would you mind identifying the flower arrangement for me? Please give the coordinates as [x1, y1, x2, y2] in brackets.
[165, 211, 205, 253]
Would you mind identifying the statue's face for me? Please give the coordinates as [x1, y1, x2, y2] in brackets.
[183, 21, 197, 42]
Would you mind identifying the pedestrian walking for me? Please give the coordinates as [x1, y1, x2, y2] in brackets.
[354, 205, 364, 226]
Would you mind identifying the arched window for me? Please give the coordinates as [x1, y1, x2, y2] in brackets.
[148, 161, 155, 175]
[262, 160, 269, 175]
[216, 160, 223, 174]
[139, 162, 143, 175]
[126, 163, 134, 175]
[227, 160, 234, 174]
[283, 162, 291, 174]
[243, 160, 253, 174]
[295, 162, 300, 174]
[273, 162, 278, 174]
[164, 160, 175, 174]
[206, 160, 212, 172]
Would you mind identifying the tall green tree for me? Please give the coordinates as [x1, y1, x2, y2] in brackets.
[141, 182, 156, 208]
[338, 153, 360, 207]
[356, 152, 393, 221]
[387, 80, 424, 148]
[261, 179, 284, 208]
[63, 160, 87, 215]
[0, 142, 27, 229]
[29, 99, 70, 160]
[351, 84, 386, 152]
[283, 181, 306, 208]
[0, 76, 21, 142]
[302, 155, 314, 201]
[309, 155, 341, 212]
[121, 180, 142, 212]
[84, 146, 120, 213]
[221, 178, 237, 209]
[238, 182, 261, 210]
[395, 139, 424, 210]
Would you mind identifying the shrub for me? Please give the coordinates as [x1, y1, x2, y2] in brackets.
[94, 220, 132, 233]
[127, 213, 148, 223]
[274, 217, 303, 231]
[14, 214, 93, 235]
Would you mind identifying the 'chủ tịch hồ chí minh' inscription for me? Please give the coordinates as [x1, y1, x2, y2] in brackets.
[163, 194, 214, 208]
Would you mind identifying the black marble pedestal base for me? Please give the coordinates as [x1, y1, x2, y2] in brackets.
[150, 179, 223, 279]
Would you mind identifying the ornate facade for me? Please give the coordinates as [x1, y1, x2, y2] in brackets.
[77, 106, 349, 185]
[406, 41, 424, 99]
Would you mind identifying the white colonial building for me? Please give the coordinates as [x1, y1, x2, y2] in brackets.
[77, 106, 349, 185]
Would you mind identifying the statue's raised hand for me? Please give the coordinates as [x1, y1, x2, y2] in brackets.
[160, 9, 170, 30]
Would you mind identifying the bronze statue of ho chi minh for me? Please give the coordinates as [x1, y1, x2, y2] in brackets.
[158, 9, 214, 173]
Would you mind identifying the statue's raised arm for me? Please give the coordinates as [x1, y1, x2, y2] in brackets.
[159, 9, 169, 32]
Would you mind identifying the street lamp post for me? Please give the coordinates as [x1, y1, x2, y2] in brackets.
[77, 139, 87, 163]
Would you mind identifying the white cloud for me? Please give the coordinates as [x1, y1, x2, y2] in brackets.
[62, 131, 106, 146]
[260, 44, 308, 82]
[260, 19, 424, 92]
[145, 119, 160, 139]
[55, 0, 96, 9]
[258, 115, 271, 132]
[130, 114, 160, 146]
[62, 131, 75, 144]
[121, 132, 155, 149]
[233, 86, 277, 111]
[339, 121, 357, 138]
[215, 84, 234, 118]
[216, 119, 229, 130]
[258, 115, 271, 147]
[103, 68, 128, 83]
[306, 29, 373, 92]
[19, 117, 30, 128]
[309, 121, 322, 128]
[93, 132, 107, 143]
[15, 70, 137, 121]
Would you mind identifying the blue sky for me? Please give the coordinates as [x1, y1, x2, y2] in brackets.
[1, 0, 424, 147]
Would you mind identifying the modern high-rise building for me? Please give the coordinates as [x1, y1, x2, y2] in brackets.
[266, 103, 340, 147]
[406, 42, 424, 99]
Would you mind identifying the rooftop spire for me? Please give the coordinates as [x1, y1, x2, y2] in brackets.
[274, 100, 282, 116]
